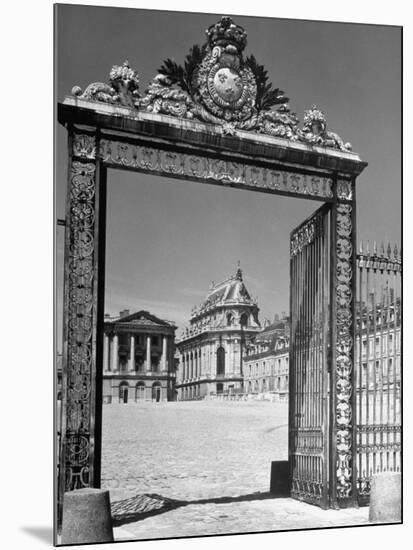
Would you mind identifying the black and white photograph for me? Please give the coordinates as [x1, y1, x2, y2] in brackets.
[52, 2, 403, 546]
[4, 1, 407, 548]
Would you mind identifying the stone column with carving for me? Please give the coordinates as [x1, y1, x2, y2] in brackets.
[146, 335, 151, 372]
[58, 129, 106, 519]
[129, 334, 135, 372]
[331, 180, 357, 508]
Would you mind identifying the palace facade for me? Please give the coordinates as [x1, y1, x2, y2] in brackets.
[176, 265, 261, 399]
[243, 316, 290, 400]
[102, 309, 177, 403]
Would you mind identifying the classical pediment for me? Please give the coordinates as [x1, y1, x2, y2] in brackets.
[111, 310, 175, 328]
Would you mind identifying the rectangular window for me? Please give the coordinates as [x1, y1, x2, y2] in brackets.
[388, 334, 393, 354]
[388, 358, 393, 378]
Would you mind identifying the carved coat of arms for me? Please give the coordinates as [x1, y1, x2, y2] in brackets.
[194, 17, 257, 122]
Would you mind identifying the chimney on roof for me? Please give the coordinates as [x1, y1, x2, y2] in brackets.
[119, 309, 130, 318]
[273, 313, 279, 322]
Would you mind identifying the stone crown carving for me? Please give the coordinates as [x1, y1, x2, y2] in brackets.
[70, 17, 352, 151]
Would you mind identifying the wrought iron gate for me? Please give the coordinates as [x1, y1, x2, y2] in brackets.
[289, 204, 331, 508]
[355, 243, 402, 504]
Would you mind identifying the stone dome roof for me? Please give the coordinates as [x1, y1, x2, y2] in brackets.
[191, 264, 257, 320]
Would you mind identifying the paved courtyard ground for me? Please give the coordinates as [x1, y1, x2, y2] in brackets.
[102, 400, 289, 502]
[101, 400, 371, 541]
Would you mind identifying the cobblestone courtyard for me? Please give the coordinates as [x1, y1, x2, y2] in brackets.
[102, 400, 288, 502]
[101, 400, 370, 540]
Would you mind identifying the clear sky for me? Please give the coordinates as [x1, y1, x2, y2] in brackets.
[55, 5, 401, 348]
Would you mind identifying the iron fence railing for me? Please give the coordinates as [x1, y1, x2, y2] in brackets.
[355, 242, 401, 504]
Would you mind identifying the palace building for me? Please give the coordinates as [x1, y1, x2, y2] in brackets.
[176, 264, 261, 399]
[102, 309, 177, 403]
[243, 315, 290, 400]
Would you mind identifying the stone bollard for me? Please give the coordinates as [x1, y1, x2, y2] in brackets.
[269, 461, 290, 496]
[369, 472, 401, 523]
[61, 488, 114, 544]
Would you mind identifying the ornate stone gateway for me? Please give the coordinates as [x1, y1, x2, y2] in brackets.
[57, 16, 367, 518]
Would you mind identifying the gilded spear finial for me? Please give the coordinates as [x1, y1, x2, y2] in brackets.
[380, 241, 385, 256]
[373, 241, 377, 255]
[387, 243, 392, 258]
[359, 241, 363, 254]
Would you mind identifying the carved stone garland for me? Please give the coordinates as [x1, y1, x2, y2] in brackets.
[61, 132, 98, 492]
[335, 202, 354, 500]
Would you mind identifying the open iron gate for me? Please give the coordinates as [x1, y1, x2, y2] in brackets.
[289, 203, 331, 509]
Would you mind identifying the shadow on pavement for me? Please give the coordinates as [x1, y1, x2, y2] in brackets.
[20, 526, 54, 544]
[111, 491, 284, 526]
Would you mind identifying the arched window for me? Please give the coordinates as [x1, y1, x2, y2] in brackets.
[217, 346, 225, 376]
[135, 382, 145, 401]
[240, 312, 249, 327]
[227, 312, 233, 326]
[119, 381, 129, 404]
[152, 382, 161, 402]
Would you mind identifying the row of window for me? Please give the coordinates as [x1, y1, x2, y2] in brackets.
[245, 376, 288, 393]
[182, 347, 226, 378]
[110, 334, 162, 347]
[114, 361, 161, 373]
[244, 357, 289, 378]
[118, 381, 163, 402]
[359, 357, 400, 380]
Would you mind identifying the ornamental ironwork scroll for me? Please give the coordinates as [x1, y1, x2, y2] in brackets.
[60, 132, 98, 496]
[290, 217, 317, 257]
[99, 139, 333, 200]
[334, 202, 355, 502]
